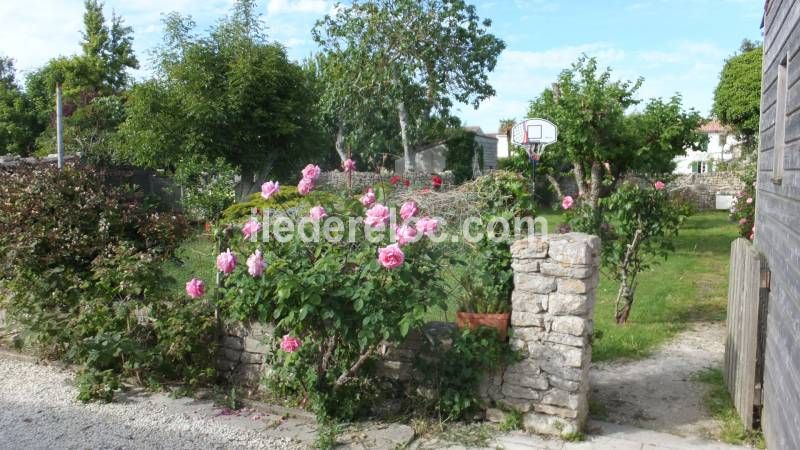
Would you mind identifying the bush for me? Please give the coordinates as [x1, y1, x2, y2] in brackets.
[0, 164, 214, 400]
[219, 167, 450, 421]
[220, 187, 339, 224]
[474, 171, 535, 218]
[174, 155, 237, 222]
[730, 164, 756, 239]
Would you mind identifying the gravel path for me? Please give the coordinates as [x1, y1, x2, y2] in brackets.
[590, 321, 726, 439]
[0, 356, 304, 450]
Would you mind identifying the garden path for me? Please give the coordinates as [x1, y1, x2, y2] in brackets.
[589, 321, 726, 439]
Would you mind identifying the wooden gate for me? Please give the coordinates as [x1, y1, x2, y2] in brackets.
[724, 238, 769, 430]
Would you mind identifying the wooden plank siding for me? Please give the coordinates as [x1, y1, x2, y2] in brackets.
[757, 1, 800, 448]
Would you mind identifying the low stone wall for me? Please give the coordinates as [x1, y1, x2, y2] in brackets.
[667, 172, 744, 209]
[481, 233, 599, 436]
[316, 170, 455, 192]
[216, 322, 275, 392]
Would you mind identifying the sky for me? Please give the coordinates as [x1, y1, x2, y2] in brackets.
[0, 0, 764, 134]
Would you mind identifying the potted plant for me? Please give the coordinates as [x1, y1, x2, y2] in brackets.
[455, 237, 513, 340]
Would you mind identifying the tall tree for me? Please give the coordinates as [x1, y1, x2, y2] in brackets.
[313, 0, 504, 169]
[0, 57, 42, 155]
[713, 40, 762, 152]
[117, 0, 323, 194]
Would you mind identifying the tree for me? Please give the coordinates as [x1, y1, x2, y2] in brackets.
[713, 40, 762, 152]
[117, 0, 324, 195]
[313, 0, 504, 169]
[0, 57, 42, 155]
[528, 56, 705, 207]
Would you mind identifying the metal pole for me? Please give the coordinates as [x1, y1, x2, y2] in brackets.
[55, 83, 64, 169]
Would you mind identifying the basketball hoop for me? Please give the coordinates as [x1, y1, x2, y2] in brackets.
[510, 118, 558, 191]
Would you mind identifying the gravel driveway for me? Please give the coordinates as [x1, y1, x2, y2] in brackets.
[0, 356, 304, 450]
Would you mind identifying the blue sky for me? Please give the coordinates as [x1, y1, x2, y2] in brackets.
[0, 0, 763, 133]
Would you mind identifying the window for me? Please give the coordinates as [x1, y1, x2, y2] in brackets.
[773, 54, 788, 182]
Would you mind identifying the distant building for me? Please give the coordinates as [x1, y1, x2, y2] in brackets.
[673, 119, 740, 174]
[394, 126, 498, 177]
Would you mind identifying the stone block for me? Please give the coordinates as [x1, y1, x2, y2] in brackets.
[498, 398, 533, 413]
[502, 383, 541, 400]
[510, 237, 549, 259]
[503, 371, 549, 390]
[512, 326, 546, 342]
[511, 291, 547, 313]
[221, 347, 242, 363]
[511, 258, 540, 273]
[548, 293, 590, 316]
[504, 359, 540, 375]
[243, 337, 270, 354]
[548, 375, 581, 392]
[510, 311, 546, 327]
[514, 273, 557, 294]
[221, 336, 244, 351]
[551, 316, 588, 336]
[486, 408, 508, 423]
[509, 337, 527, 351]
[544, 332, 584, 347]
[539, 356, 585, 380]
[541, 388, 581, 409]
[548, 237, 596, 266]
[240, 351, 264, 364]
[533, 403, 579, 419]
[556, 272, 599, 294]
[523, 411, 579, 437]
[539, 262, 595, 279]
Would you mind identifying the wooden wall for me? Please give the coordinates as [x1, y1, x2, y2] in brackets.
[757, 1, 800, 448]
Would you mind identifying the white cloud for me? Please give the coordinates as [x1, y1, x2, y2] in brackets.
[267, 0, 329, 16]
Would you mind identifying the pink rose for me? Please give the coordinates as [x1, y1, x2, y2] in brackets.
[216, 249, 236, 274]
[749, 232, 754, 241]
[360, 188, 376, 207]
[343, 158, 356, 173]
[301, 164, 321, 181]
[378, 243, 405, 269]
[393, 224, 418, 246]
[562, 196, 574, 210]
[736, 191, 745, 198]
[261, 181, 280, 200]
[399, 201, 418, 221]
[416, 217, 439, 236]
[185, 278, 205, 299]
[246, 250, 266, 277]
[365, 203, 390, 228]
[242, 219, 261, 240]
[298, 177, 315, 195]
[309, 205, 327, 221]
[280, 334, 301, 353]
[654, 181, 665, 191]
[739, 218, 748, 225]
[746, 197, 753, 204]
[753, 181, 757, 187]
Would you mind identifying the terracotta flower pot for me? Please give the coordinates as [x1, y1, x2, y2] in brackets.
[456, 312, 510, 340]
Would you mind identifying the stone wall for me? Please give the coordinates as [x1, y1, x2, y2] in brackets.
[316, 170, 455, 192]
[666, 172, 744, 209]
[216, 322, 275, 393]
[481, 232, 600, 437]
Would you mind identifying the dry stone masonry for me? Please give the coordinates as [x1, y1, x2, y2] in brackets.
[482, 232, 600, 437]
[217, 321, 275, 392]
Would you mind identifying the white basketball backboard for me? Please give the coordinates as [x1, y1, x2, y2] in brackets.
[511, 118, 557, 147]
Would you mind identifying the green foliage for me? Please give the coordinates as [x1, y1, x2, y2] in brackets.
[117, 1, 324, 178]
[567, 182, 689, 323]
[220, 187, 340, 224]
[219, 184, 448, 421]
[693, 368, 766, 448]
[713, 42, 763, 151]
[474, 170, 535, 218]
[414, 327, 517, 420]
[0, 57, 42, 155]
[454, 237, 512, 314]
[174, 156, 237, 221]
[499, 409, 523, 431]
[0, 165, 214, 401]
[445, 129, 482, 183]
[730, 163, 756, 239]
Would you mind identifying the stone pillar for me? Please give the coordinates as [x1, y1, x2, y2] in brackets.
[217, 321, 275, 392]
[486, 232, 600, 436]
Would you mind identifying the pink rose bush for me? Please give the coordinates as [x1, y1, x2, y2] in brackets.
[731, 168, 756, 239]
[562, 195, 574, 210]
[217, 162, 446, 419]
[343, 159, 356, 173]
[242, 219, 261, 240]
[654, 181, 666, 191]
[261, 181, 280, 200]
[185, 278, 205, 299]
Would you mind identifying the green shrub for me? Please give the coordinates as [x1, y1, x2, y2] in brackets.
[220, 187, 339, 224]
[174, 155, 237, 221]
[731, 164, 755, 239]
[474, 171, 535, 218]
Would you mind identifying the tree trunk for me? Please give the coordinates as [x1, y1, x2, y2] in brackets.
[573, 162, 586, 199]
[397, 101, 414, 172]
[546, 174, 564, 199]
[589, 161, 602, 209]
[334, 122, 347, 163]
[615, 229, 643, 324]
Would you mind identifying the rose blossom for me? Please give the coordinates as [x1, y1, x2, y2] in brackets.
[393, 224, 418, 246]
[364, 203, 390, 228]
[749, 232, 754, 241]
[343, 158, 356, 172]
[562, 195, 574, 210]
[261, 181, 280, 200]
[241, 219, 261, 240]
[216, 249, 236, 274]
[654, 181, 666, 190]
[301, 164, 321, 180]
[280, 335, 301, 353]
[309, 205, 327, 221]
[246, 250, 266, 277]
[746, 197, 753, 204]
[360, 188, 376, 207]
[298, 177, 315, 195]
[739, 218, 748, 225]
[378, 243, 405, 269]
[185, 278, 205, 299]
[399, 201, 418, 221]
[416, 217, 439, 236]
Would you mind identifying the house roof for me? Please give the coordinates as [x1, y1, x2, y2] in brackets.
[699, 119, 732, 134]
[463, 126, 498, 139]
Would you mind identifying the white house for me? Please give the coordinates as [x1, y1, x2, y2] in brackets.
[673, 119, 740, 174]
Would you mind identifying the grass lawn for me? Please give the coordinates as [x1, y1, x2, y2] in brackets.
[164, 211, 738, 363]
